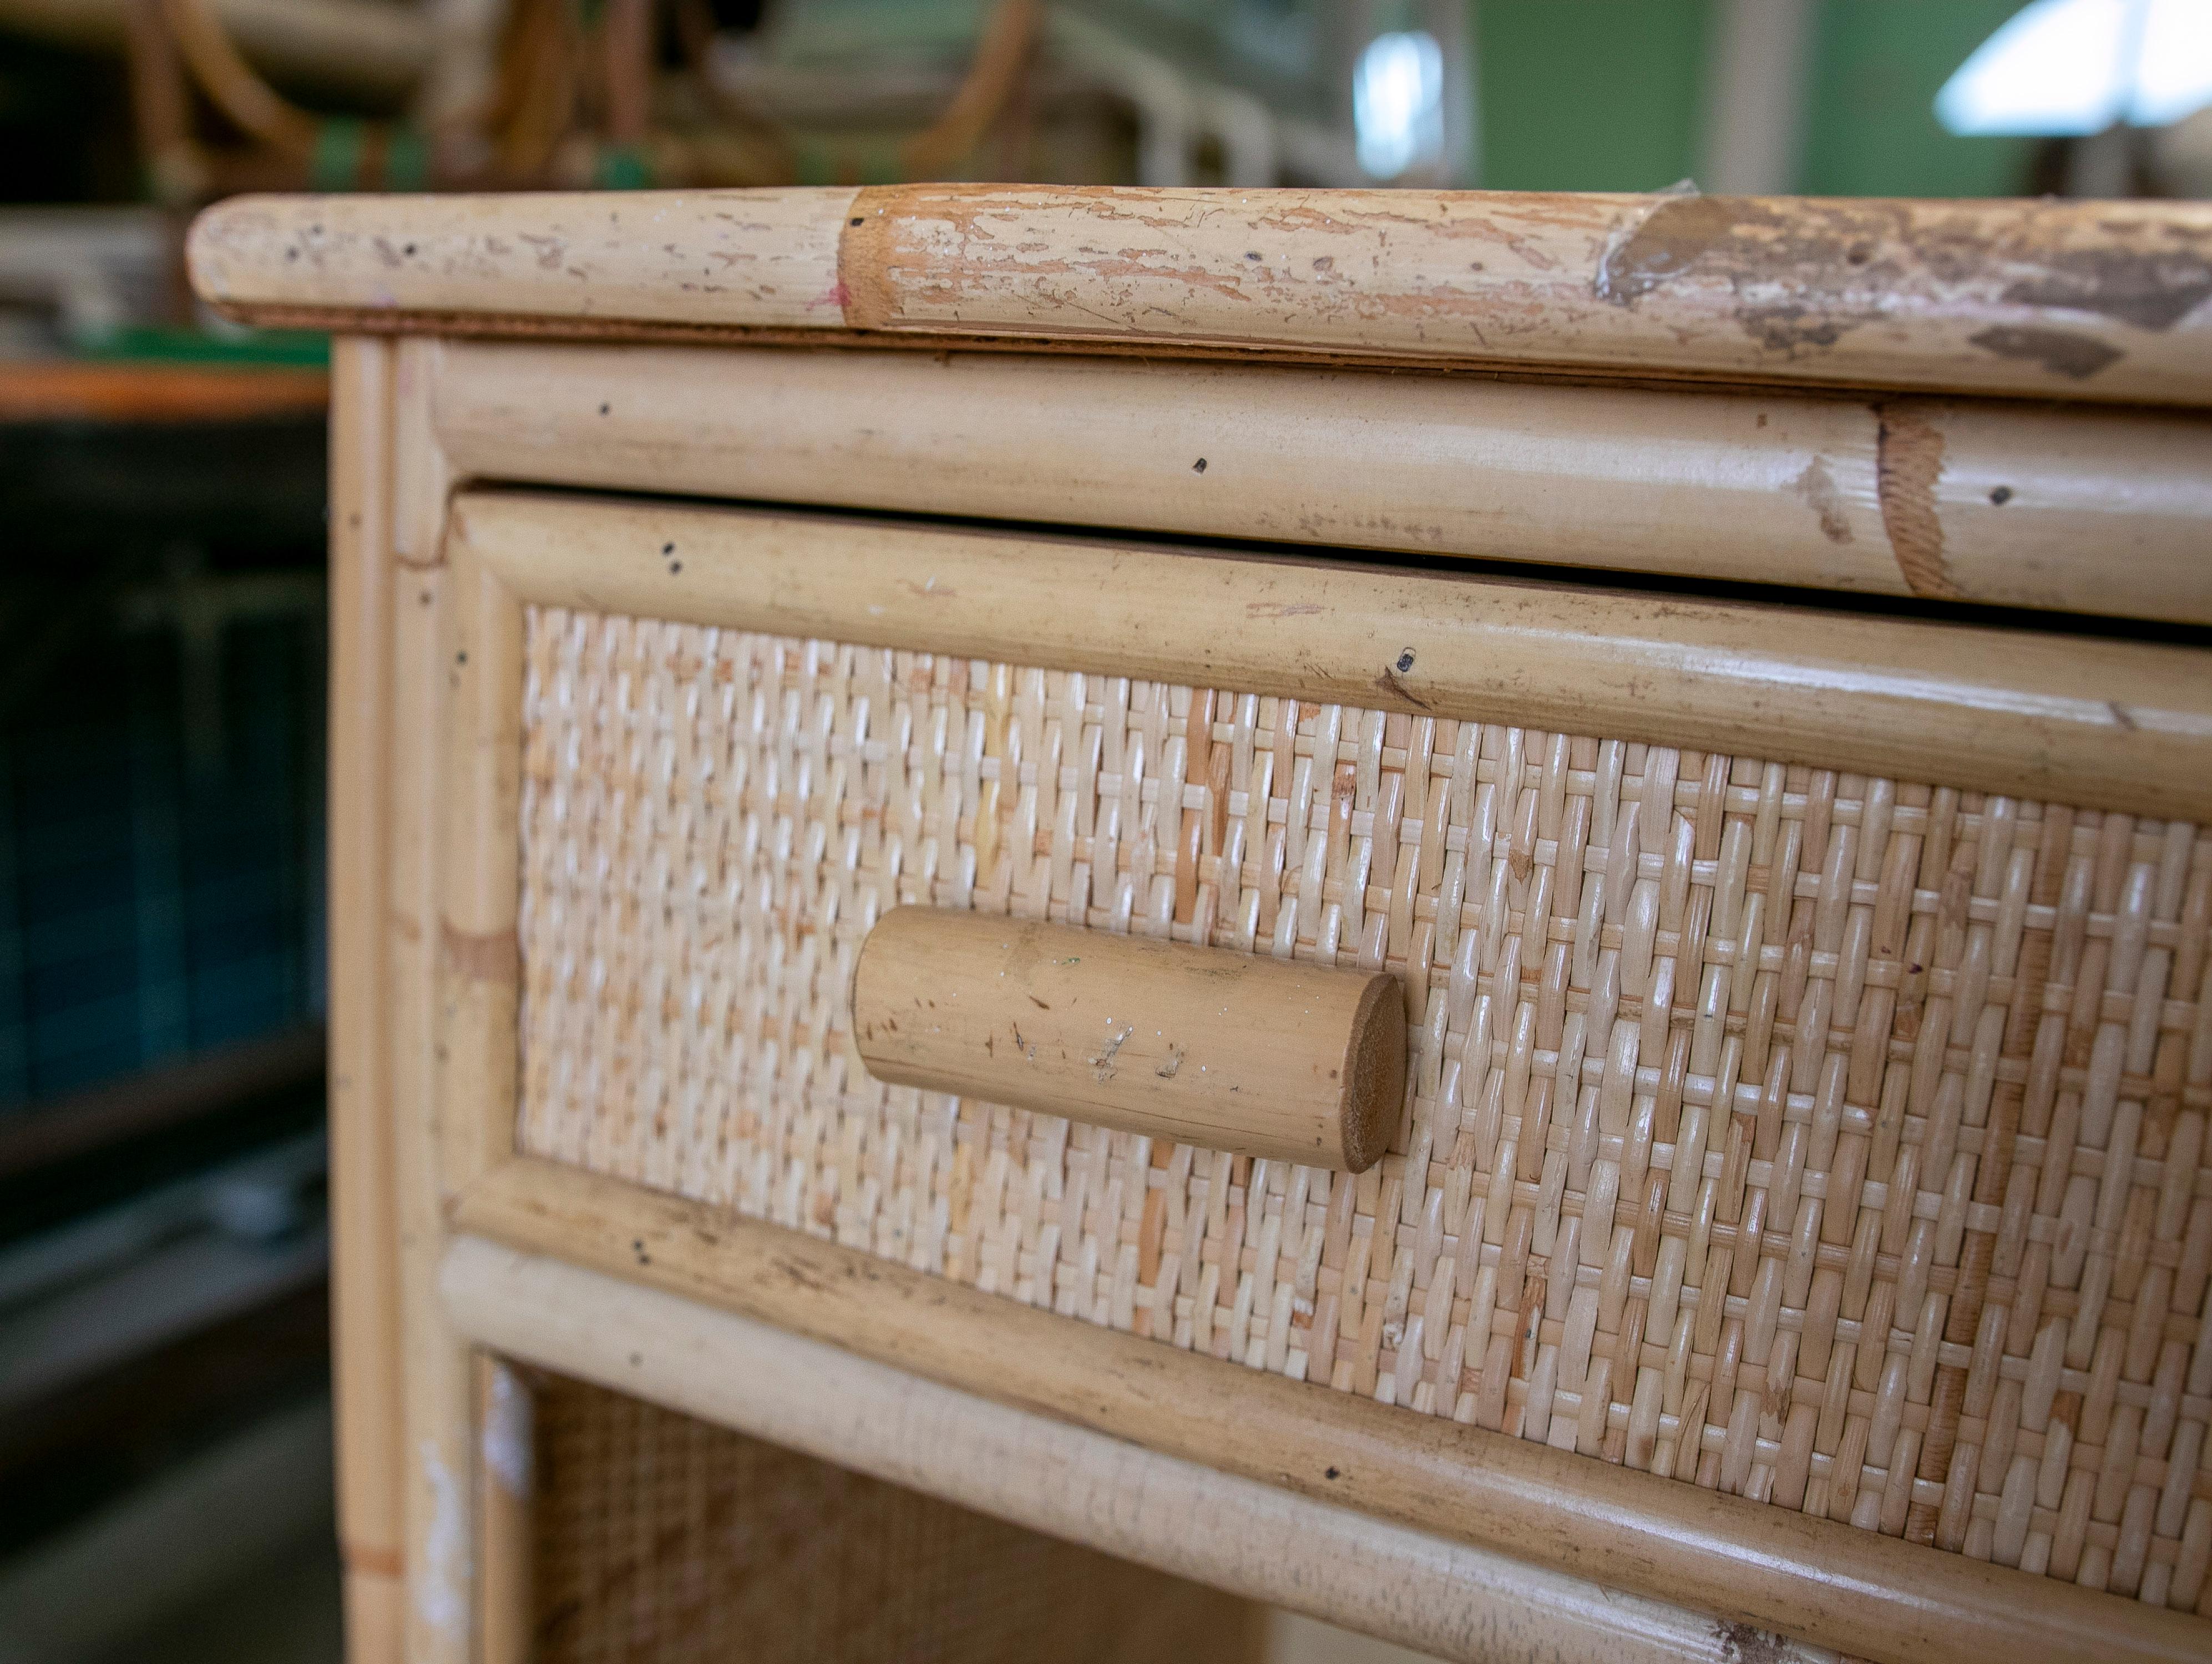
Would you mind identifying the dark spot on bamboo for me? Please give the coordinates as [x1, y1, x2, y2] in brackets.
[1967, 324, 2123, 379]
[1192, 458, 1207, 474]
[1375, 667, 1432, 710]
[1998, 244, 2212, 330]
[1988, 485, 2013, 505]
[1596, 195, 1903, 353]
[1713, 1619, 1793, 1664]
[1790, 455, 1854, 545]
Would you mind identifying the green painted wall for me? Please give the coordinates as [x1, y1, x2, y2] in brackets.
[1470, 0, 2041, 197]
[1472, 0, 1712, 191]
[1800, 1, 2037, 196]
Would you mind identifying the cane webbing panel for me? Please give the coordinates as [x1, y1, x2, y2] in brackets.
[532, 1374, 1259, 1663]
[515, 608, 2212, 1612]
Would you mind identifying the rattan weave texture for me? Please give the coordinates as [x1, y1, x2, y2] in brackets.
[532, 1374, 1257, 1663]
[515, 609, 2212, 1613]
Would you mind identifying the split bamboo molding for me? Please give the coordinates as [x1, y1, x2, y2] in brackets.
[449, 488, 2212, 823]
[438, 1234, 1830, 1664]
[187, 187, 2212, 404]
[852, 908, 1406, 1172]
[451, 1157, 2210, 1664]
[429, 338, 2212, 623]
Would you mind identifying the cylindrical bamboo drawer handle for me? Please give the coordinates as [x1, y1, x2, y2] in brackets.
[851, 908, 1406, 1172]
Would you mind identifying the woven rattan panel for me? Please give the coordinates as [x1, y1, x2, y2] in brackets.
[532, 1374, 1259, 1663]
[515, 608, 2212, 1612]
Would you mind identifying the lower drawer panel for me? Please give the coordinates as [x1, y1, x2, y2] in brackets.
[529, 1372, 1259, 1664]
[514, 602, 2212, 1611]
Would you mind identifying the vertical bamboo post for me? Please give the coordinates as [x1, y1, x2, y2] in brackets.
[475, 1356, 535, 1664]
[328, 336, 405, 1664]
[431, 333, 533, 1661]
[388, 337, 480, 1664]
[436, 474, 523, 1199]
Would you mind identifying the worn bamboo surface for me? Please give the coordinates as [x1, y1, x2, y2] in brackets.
[475, 1356, 533, 1664]
[452, 489, 2212, 823]
[188, 187, 2212, 404]
[428, 340, 2212, 623]
[442, 1234, 1833, 1664]
[493, 567, 2212, 1631]
[437, 488, 524, 1197]
[385, 338, 479, 1664]
[853, 909, 1405, 1172]
[340, 1565, 404, 1664]
[454, 1161, 2209, 1664]
[326, 336, 404, 1664]
[520, 1363, 1267, 1664]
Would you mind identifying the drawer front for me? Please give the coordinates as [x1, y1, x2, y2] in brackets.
[490, 495, 2212, 1614]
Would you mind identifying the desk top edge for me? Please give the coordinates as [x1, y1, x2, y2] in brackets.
[189, 184, 2212, 407]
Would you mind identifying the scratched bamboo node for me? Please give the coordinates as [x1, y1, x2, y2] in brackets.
[513, 607, 2212, 1614]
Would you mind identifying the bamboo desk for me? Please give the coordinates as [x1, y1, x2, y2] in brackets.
[195, 186, 2212, 1664]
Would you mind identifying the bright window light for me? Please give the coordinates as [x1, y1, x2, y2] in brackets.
[2136, 0, 2212, 124]
[1354, 30, 1445, 179]
[1936, 0, 2212, 136]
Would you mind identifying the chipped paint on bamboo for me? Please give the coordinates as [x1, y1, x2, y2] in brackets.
[189, 187, 2212, 404]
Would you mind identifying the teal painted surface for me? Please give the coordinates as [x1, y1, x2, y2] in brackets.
[1472, 0, 1712, 191]
[74, 327, 331, 367]
[1799, 0, 2037, 196]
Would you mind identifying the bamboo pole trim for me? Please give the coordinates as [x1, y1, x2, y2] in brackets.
[451, 1158, 2212, 1664]
[327, 336, 405, 1664]
[439, 1232, 1833, 1664]
[186, 187, 2212, 404]
[188, 188, 859, 331]
[509, 1361, 1268, 1662]
[450, 488, 2212, 822]
[425, 340, 2212, 626]
[383, 337, 479, 1664]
